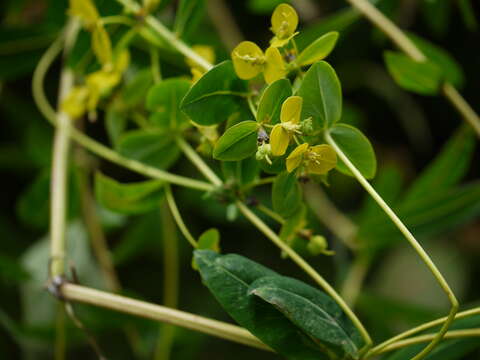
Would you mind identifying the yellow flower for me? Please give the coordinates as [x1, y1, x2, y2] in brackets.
[270, 96, 303, 156]
[231, 41, 265, 80]
[286, 143, 337, 174]
[68, 0, 99, 30]
[61, 86, 89, 119]
[231, 42, 287, 84]
[188, 45, 216, 82]
[270, 3, 299, 48]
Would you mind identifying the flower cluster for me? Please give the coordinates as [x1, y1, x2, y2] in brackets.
[231, 3, 299, 84]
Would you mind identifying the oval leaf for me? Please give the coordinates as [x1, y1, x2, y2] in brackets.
[296, 32, 339, 67]
[329, 124, 377, 179]
[257, 79, 292, 124]
[146, 78, 191, 130]
[298, 61, 342, 129]
[249, 276, 363, 359]
[213, 121, 259, 161]
[194, 250, 328, 359]
[94, 172, 164, 214]
[384, 51, 443, 95]
[180, 61, 248, 126]
[272, 171, 302, 218]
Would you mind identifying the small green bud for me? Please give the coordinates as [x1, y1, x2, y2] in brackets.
[307, 235, 334, 256]
[255, 143, 271, 161]
[300, 117, 314, 135]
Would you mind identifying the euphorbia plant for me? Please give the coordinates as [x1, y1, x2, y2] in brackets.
[28, 0, 480, 359]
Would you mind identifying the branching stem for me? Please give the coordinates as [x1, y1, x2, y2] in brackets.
[326, 131, 459, 360]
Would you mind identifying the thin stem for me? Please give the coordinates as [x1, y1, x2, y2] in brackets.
[367, 307, 480, 357]
[345, 0, 480, 138]
[247, 96, 258, 119]
[235, 201, 373, 351]
[257, 204, 285, 224]
[442, 83, 480, 137]
[154, 203, 180, 360]
[176, 137, 222, 186]
[340, 255, 371, 307]
[303, 183, 358, 250]
[150, 47, 162, 83]
[61, 283, 270, 352]
[376, 329, 480, 355]
[48, 20, 80, 277]
[115, 0, 213, 71]
[241, 176, 276, 191]
[164, 185, 198, 248]
[326, 131, 459, 360]
[31, 36, 214, 193]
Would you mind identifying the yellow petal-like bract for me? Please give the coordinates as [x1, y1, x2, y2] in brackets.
[263, 47, 287, 84]
[61, 86, 89, 119]
[231, 41, 264, 80]
[306, 144, 337, 174]
[92, 24, 112, 66]
[281, 96, 303, 124]
[271, 3, 298, 40]
[286, 143, 308, 172]
[68, 0, 99, 29]
[270, 124, 290, 156]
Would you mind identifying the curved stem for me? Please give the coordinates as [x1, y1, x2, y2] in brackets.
[235, 201, 373, 352]
[375, 329, 480, 356]
[257, 204, 285, 225]
[345, 0, 480, 138]
[164, 185, 198, 248]
[32, 36, 214, 193]
[367, 307, 480, 357]
[176, 137, 223, 186]
[61, 283, 270, 352]
[326, 131, 459, 360]
[115, 0, 213, 71]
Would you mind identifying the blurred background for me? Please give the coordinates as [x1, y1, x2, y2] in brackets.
[0, 0, 479, 359]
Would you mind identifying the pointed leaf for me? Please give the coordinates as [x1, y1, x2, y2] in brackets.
[213, 121, 259, 161]
[296, 32, 339, 67]
[257, 79, 292, 124]
[272, 171, 302, 217]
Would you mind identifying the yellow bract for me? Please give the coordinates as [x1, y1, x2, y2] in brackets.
[263, 47, 287, 84]
[68, 0, 99, 29]
[270, 124, 289, 156]
[286, 143, 337, 174]
[271, 4, 298, 40]
[231, 41, 265, 80]
[280, 96, 302, 124]
[286, 143, 308, 172]
[61, 86, 89, 119]
[92, 23, 113, 66]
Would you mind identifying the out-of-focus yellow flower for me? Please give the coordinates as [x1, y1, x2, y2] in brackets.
[68, 0, 99, 30]
[188, 45, 216, 82]
[270, 3, 299, 48]
[270, 96, 303, 156]
[61, 86, 89, 119]
[286, 143, 337, 174]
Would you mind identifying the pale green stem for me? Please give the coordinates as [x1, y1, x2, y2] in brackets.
[61, 283, 270, 352]
[115, 0, 213, 71]
[175, 137, 223, 186]
[257, 204, 285, 224]
[345, 0, 480, 138]
[154, 203, 180, 360]
[150, 47, 162, 83]
[242, 176, 276, 191]
[376, 329, 480, 355]
[247, 96, 258, 119]
[32, 35, 214, 193]
[367, 307, 480, 357]
[101, 15, 136, 27]
[325, 131, 459, 360]
[235, 201, 373, 352]
[164, 185, 198, 248]
[48, 20, 80, 277]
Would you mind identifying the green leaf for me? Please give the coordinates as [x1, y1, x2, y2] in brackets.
[116, 129, 180, 169]
[329, 124, 377, 179]
[197, 229, 220, 252]
[408, 33, 464, 88]
[105, 105, 127, 147]
[279, 204, 307, 245]
[402, 127, 475, 208]
[194, 250, 327, 359]
[272, 171, 302, 218]
[146, 78, 191, 130]
[249, 276, 363, 359]
[298, 61, 342, 129]
[384, 51, 443, 95]
[213, 121, 259, 161]
[122, 69, 154, 108]
[295, 32, 339, 67]
[181, 61, 248, 126]
[94, 172, 164, 215]
[256, 79, 292, 124]
[221, 156, 259, 185]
